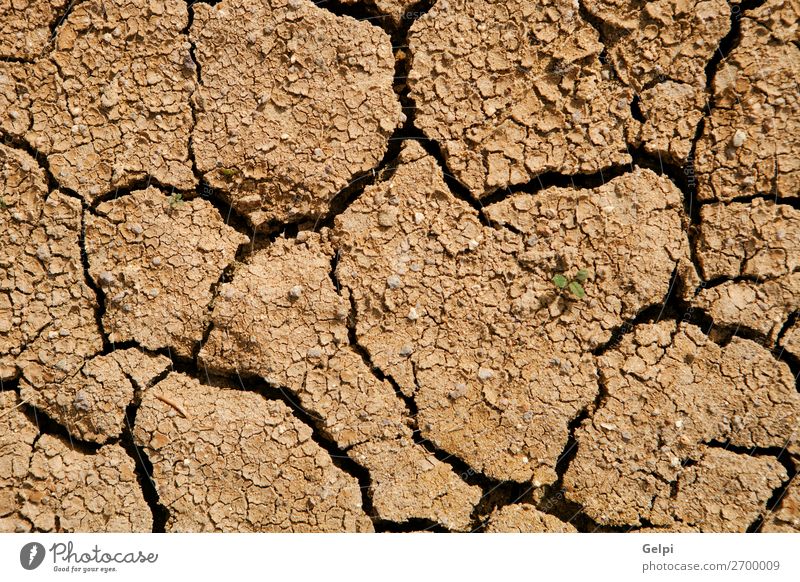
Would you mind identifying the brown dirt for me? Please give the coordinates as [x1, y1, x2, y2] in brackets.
[0, 0, 68, 60]
[695, 0, 800, 201]
[564, 321, 798, 530]
[485, 504, 577, 533]
[1, 0, 797, 533]
[133, 373, 374, 532]
[1, 0, 197, 202]
[191, 0, 401, 228]
[695, 275, 799, 342]
[85, 186, 247, 358]
[198, 231, 481, 529]
[342, 0, 418, 26]
[408, 0, 634, 198]
[20, 348, 170, 444]
[631, 81, 706, 164]
[1, 144, 102, 385]
[781, 322, 800, 360]
[333, 142, 687, 485]
[583, 0, 731, 92]
[762, 477, 800, 532]
[696, 199, 799, 279]
[1, 393, 151, 532]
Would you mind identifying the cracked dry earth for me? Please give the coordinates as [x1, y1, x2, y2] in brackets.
[0, 0, 798, 534]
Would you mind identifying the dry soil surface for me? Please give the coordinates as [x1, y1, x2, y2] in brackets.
[0, 0, 798, 533]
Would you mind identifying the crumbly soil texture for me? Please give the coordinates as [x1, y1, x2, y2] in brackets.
[1, 0, 798, 533]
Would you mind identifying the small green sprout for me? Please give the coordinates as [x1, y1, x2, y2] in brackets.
[168, 192, 184, 209]
[552, 268, 588, 299]
[0, 196, 6, 209]
[219, 167, 238, 179]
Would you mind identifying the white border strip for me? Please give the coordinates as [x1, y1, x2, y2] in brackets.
[2, 533, 798, 581]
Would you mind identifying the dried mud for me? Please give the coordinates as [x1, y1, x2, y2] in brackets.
[0, 0, 797, 533]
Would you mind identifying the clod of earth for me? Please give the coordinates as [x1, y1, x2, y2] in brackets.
[564, 321, 799, 530]
[190, 0, 401, 228]
[331, 141, 688, 485]
[781, 322, 800, 360]
[0, 144, 101, 384]
[20, 349, 170, 444]
[341, 0, 418, 27]
[695, 0, 800, 201]
[133, 373, 374, 532]
[1, 393, 151, 533]
[0, 0, 68, 59]
[198, 232, 481, 529]
[485, 504, 577, 533]
[0, 0, 197, 201]
[629, 81, 706, 165]
[583, 0, 731, 92]
[696, 274, 800, 343]
[696, 200, 799, 280]
[762, 478, 800, 533]
[580, 0, 728, 165]
[0, 63, 34, 136]
[85, 187, 247, 358]
[407, 0, 634, 198]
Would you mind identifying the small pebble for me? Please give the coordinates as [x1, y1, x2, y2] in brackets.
[35, 245, 50, 261]
[289, 285, 303, 300]
[378, 209, 397, 227]
[448, 383, 467, 400]
[73, 391, 91, 412]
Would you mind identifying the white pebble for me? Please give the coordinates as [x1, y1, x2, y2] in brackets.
[289, 285, 303, 300]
